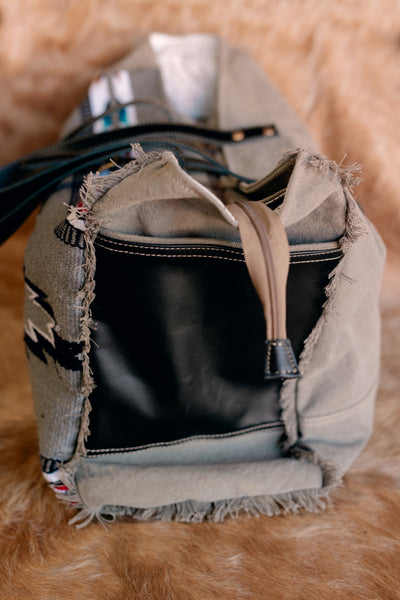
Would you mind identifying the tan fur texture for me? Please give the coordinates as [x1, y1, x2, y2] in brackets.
[1, 1, 399, 598]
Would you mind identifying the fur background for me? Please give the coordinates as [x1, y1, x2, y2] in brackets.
[1, 1, 400, 598]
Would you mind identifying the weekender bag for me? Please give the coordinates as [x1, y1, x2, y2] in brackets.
[0, 34, 385, 526]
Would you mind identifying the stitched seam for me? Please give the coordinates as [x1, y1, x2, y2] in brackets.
[97, 239, 341, 259]
[97, 238, 243, 254]
[290, 256, 342, 265]
[85, 421, 284, 455]
[97, 241, 338, 256]
[290, 249, 341, 258]
[95, 242, 246, 261]
[266, 341, 298, 375]
[96, 241, 341, 264]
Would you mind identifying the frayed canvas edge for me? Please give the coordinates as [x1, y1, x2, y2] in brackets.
[279, 185, 369, 449]
[279, 149, 363, 190]
[58, 454, 342, 528]
[68, 145, 165, 461]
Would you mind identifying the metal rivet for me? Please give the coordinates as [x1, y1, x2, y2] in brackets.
[263, 126, 276, 137]
[232, 130, 245, 142]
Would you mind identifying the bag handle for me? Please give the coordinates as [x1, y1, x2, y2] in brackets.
[0, 122, 277, 244]
[229, 200, 300, 380]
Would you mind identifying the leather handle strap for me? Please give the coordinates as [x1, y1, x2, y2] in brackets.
[0, 122, 277, 244]
[228, 200, 300, 380]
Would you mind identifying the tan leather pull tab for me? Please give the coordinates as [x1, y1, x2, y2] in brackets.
[229, 200, 300, 380]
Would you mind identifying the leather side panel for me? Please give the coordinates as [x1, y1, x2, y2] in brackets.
[85, 241, 341, 451]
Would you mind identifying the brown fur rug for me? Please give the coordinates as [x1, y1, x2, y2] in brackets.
[1, 1, 400, 598]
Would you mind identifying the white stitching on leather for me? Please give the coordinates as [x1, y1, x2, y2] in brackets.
[291, 256, 342, 265]
[96, 238, 341, 264]
[290, 249, 340, 257]
[266, 340, 298, 375]
[95, 242, 245, 261]
[97, 238, 243, 254]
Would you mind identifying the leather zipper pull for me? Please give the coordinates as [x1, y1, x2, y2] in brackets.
[228, 200, 300, 380]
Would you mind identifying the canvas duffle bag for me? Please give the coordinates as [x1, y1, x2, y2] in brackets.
[0, 34, 385, 526]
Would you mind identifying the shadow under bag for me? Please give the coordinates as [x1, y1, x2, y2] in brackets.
[2, 34, 385, 526]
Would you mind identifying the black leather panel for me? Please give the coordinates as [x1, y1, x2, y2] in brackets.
[286, 250, 342, 358]
[85, 240, 341, 451]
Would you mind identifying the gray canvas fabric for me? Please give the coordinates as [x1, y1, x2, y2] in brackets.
[23, 34, 385, 526]
[24, 183, 86, 462]
[76, 459, 323, 511]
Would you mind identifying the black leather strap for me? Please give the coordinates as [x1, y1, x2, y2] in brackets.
[0, 122, 277, 244]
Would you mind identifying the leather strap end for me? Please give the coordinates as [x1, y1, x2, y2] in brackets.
[264, 339, 301, 380]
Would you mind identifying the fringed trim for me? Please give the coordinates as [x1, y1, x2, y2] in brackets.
[58, 472, 342, 529]
[278, 377, 299, 448]
[288, 445, 343, 493]
[67, 144, 164, 231]
[74, 212, 99, 455]
[56, 430, 342, 528]
[341, 188, 369, 251]
[55, 465, 115, 529]
[279, 149, 363, 190]
[57, 443, 342, 529]
[115, 486, 336, 524]
[303, 152, 363, 190]
[71, 144, 165, 456]
[279, 177, 368, 449]
[299, 190, 368, 371]
[69, 507, 116, 529]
